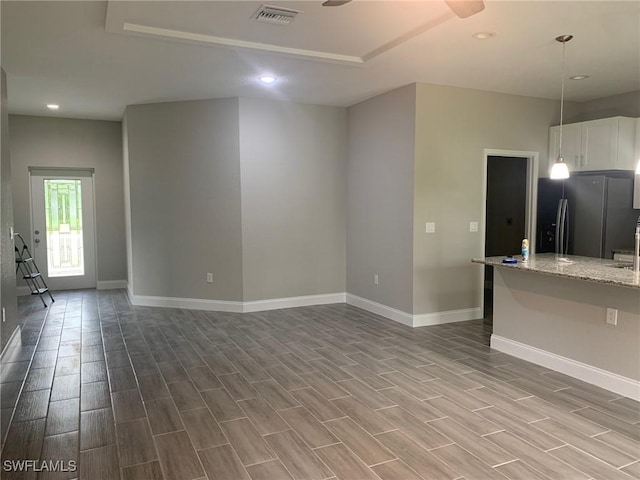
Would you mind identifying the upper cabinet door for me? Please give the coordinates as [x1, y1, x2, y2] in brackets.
[546, 123, 582, 177]
[581, 118, 618, 171]
[562, 123, 583, 170]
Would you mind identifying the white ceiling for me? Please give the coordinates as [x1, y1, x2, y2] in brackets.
[2, 1, 639, 121]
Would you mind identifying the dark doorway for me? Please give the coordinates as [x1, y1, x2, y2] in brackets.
[484, 156, 528, 319]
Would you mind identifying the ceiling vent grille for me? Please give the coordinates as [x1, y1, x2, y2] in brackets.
[253, 5, 300, 25]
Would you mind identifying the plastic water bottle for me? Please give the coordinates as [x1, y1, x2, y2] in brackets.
[521, 239, 529, 262]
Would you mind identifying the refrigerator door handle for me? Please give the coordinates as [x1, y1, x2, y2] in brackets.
[556, 199, 568, 256]
[564, 201, 569, 255]
[555, 199, 564, 255]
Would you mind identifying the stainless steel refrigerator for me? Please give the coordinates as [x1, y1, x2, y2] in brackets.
[537, 171, 639, 258]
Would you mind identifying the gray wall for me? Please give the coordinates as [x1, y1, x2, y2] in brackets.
[124, 99, 244, 300]
[9, 115, 126, 284]
[568, 90, 640, 123]
[494, 268, 640, 381]
[1, 68, 18, 353]
[413, 83, 559, 315]
[239, 98, 347, 301]
[347, 85, 416, 313]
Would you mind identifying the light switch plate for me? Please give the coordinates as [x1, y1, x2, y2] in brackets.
[425, 222, 435, 233]
[470, 221, 479, 232]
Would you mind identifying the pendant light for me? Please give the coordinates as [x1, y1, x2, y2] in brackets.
[550, 34, 573, 180]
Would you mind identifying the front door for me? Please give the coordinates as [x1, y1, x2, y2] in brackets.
[30, 169, 96, 290]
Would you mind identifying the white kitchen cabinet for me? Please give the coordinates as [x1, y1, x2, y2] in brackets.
[544, 116, 636, 177]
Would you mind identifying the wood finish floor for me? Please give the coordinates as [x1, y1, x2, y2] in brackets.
[1, 290, 639, 480]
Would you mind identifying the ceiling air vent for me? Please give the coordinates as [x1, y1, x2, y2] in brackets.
[252, 5, 300, 25]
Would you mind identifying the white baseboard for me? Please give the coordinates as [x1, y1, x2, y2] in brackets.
[17, 280, 127, 294]
[345, 294, 414, 326]
[127, 292, 346, 314]
[413, 307, 483, 327]
[0, 326, 23, 364]
[345, 294, 481, 327]
[243, 293, 346, 313]
[128, 294, 243, 313]
[97, 280, 128, 290]
[491, 334, 640, 401]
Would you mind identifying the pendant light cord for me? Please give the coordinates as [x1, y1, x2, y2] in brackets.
[558, 39, 566, 159]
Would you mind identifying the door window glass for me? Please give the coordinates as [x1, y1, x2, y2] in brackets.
[44, 179, 84, 277]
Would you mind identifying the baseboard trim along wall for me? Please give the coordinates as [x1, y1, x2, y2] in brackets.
[345, 294, 482, 328]
[413, 307, 483, 327]
[491, 334, 640, 401]
[127, 292, 347, 314]
[0, 325, 23, 364]
[97, 280, 128, 290]
[345, 294, 413, 326]
[128, 294, 243, 313]
[16, 279, 127, 295]
[243, 293, 347, 313]
[104, 286, 482, 328]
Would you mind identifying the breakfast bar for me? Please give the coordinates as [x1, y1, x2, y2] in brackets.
[473, 253, 640, 400]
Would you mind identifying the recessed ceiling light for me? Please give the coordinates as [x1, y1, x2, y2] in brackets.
[258, 75, 277, 84]
[46, 104, 60, 110]
[569, 75, 590, 80]
[472, 32, 496, 40]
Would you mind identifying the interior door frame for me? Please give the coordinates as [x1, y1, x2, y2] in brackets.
[28, 166, 98, 291]
[479, 149, 539, 316]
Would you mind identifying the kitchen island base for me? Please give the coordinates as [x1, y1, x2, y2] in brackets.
[491, 267, 640, 400]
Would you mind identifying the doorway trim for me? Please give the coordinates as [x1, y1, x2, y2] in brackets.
[480, 149, 539, 315]
[26, 166, 98, 292]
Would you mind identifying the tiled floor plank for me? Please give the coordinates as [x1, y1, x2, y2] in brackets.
[198, 444, 250, 480]
[220, 418, 277, 466]
[314, 443, 379, 479]
[115, 418, 157, 467]
[263, 429, 333, 480]
[278, 406, 339, 449]
[180, 407, 227, 449]
[371, 459, 424, 480]
[80, 407, 115, 450]
[246, 459, 294, 480]
[548, 444, 634, 480]
[374, 430, 459, 480]
[331, 395, 396, 435]
[430, 443, 510, 479]
[145, 397, 184, 435]
[237, 396, 289, 435]
[324, 417, 396, 466]
[121, 460, 165, 480]
[484, 430, 589, 480]
[533, 417, 637, 468]
[155, 430, 204, 480]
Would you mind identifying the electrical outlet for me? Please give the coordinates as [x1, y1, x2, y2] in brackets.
[606, 308, 618, 326]
[469, 221, 479, 232]
[374, 274, 379, 285]
[425, 222, 435, 233]
[206, 272, 214, 284]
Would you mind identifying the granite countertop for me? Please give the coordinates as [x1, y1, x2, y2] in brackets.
[472, 253, 640, 289]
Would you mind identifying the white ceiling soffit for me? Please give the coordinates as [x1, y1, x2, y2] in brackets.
[104, 1, 455, 65]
